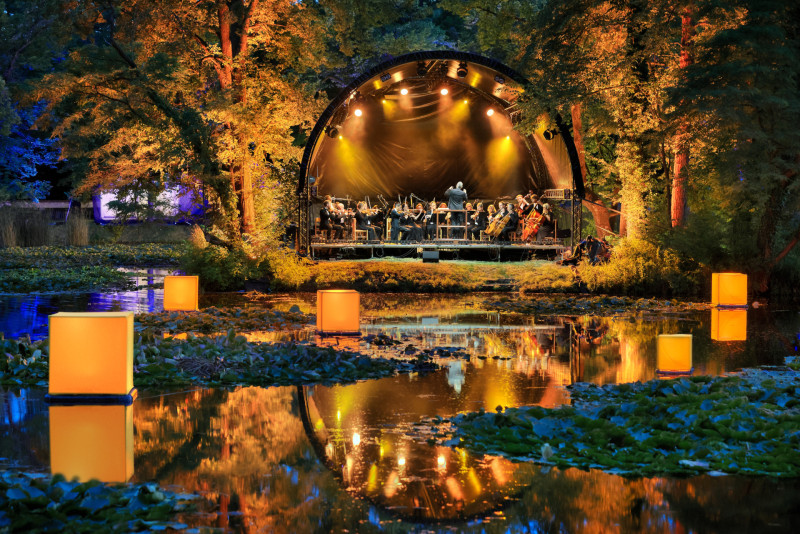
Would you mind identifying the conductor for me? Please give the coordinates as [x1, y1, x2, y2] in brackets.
[445, 182, 468, 238]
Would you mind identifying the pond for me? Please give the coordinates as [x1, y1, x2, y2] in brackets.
[2, 289, 800, 532]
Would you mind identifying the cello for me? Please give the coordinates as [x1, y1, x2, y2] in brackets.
[521, 210, 544, 241]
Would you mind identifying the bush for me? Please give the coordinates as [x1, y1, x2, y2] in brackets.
[576, 238, 703, 296]
[15, 209, 51, 247]
[181, 243, 260, 291]
[518, 263, 578, 294]
[66, 210, 89, 246]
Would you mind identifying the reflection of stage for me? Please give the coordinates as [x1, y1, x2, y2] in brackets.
[310, 240, 567, 260]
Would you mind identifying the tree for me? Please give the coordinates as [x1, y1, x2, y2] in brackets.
[39, 0, 327, 237]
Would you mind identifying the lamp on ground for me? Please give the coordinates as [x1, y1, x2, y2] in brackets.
[712, 273, 748, 307]
[50, 404, 133, 483]
[47, 312, 135, 403]
[163, 275, 199, 311]
[656, 334, 693, 375]
[711, 308, 747, 341]
[317, 290, 360, 335]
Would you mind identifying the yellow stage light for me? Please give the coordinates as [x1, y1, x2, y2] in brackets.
[711, 308, 747, 341]
[400, 88, 409, 95]
[354, 108, 363, 117]
[656, 334, 693, 374]
[338, 135, 343, 140]
[712, 273, 748, 307]
[316, 289, 360, 335]
[440, 88, 449, 95]
[163, 275, 199, 311]
[49, 312, 134, 397]
[486, 109, 495, 116]
[463, 100, 468, 104]
[50, 404, 133, 483]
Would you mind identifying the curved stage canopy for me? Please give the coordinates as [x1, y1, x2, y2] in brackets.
[298, 51, 582, 204]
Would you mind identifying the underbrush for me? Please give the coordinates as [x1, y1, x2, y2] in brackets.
[0, 266, 134, 293]
[0, 244, 183, 269]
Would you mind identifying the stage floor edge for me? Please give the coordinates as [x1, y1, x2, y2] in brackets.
[309, 241, 568, 260]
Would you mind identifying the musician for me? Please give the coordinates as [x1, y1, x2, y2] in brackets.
[536, 203, 556, 244]
[445, 182, 468, 238]
[355, 202, 377, 241]
[319, 201, 344, 240]
[498, 202, 520, 242]
[410, 203, 426, 242]
[515, 195, 533, 217]
[531, 195, 545, 215]
[424, 202, 437, 240]
[469, 202, 488, 240]
[367, 206, 386, 239]
[389, 202, 410, 241]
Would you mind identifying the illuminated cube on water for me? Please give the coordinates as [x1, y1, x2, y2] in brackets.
[711, 308, 747, 342]
[163, 275, 199, 311]
[49, 404, 133, 483]
[656, 334, 693, 375]
[316, 290, 360, 335]
[48, 312, 135, 399]
[711, 273, 748, 307]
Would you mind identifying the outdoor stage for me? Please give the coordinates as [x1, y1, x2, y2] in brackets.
[309, 238, 568, 260]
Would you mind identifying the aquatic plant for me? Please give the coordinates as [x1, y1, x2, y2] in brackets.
[434, 370, 800, 477]
[0, 266, 134, 294]
[0, 244, 183, 269]
[0, 472, 198, 532]
[135, 306, 311, 334]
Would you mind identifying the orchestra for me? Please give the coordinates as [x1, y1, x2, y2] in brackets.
[314, 190, 560, 244]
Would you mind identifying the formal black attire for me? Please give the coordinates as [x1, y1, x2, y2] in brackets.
[498, 211, 520, 242]
[319, 207, 344, 240]
[469, 211, 488, 240]
[355, 209, 377, 241]
[389, 208, 410, 241]
[445, 187, 468, 238]
[536, 212, 555, 244]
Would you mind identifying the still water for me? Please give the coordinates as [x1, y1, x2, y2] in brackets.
[2, 289, 800, 532]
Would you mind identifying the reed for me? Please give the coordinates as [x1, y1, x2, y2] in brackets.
[66, 209, 90, 247]
[0, 208, 17, 248]
[16, 209, 51, 247]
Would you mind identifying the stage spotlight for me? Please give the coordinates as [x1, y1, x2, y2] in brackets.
[463, 100, 468, 105]
[400, 88, 409, 95]
[440, 88, 449, 96]
[457, 62, 468, 78]
[325, 125, 340, 138]
[486, 108, 495, 117]
[338, 135, 343, 140]
[380, 72, 391, 82]
[494, 75, 505, 84]
[354, 108, 363, 117]
[543, 128, 559, 140]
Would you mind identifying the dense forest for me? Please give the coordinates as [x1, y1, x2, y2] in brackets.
[1, 0, 798, 295]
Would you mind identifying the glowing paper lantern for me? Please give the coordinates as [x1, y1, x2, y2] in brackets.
[50, 404, 133, 483]
[711, 273, 748, 307]
[711, 308, 747, 341]
[656, 334, 693, 374]
[163, 275, 199, 311]
[317, 290, 360, 335]
[48, 312, 134, 399]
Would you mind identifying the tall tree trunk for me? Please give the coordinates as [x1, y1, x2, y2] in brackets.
[572, 103, 614, 238]
[671, 5, 695, 227]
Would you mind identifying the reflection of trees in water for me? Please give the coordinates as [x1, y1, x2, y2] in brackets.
[133, 387, 374, 532]
[0, 389, 49, 468]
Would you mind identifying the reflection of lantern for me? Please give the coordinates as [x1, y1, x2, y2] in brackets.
[711, 309, 747, 341]
[163, 275, 199, 311]
[49, 404, 133, 483]
[48, 312, 134, 399]
[657, 334, 693, 374]
[712, 273, 748, 307]
[316, 290, 360, 335]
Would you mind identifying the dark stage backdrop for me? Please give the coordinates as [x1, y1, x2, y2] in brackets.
[309, 86, 537, 202]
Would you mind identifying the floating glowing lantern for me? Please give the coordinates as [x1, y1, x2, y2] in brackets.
[711, 273, 748, 307]
[316, 290, 360, 335]
[656, 334, 693, 374]
[49, 404, 133, 483]
[163, 275, 199, 311]
[48, 312, 135, 400]
[711, 308, 747, 341]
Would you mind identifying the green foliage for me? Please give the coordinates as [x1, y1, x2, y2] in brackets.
[0, 471, 198, 532]
[576, 238, 703, 296]
[0, 244, 183, 269]
[436, 370, 800, 477]
[180, 243, 260, 292]
[0, 266, 133, 294]
[135, 307, 311, 335]
[517, 264, 578, 294]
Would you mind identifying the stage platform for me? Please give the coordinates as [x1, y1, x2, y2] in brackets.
[309, 239, 568, 261]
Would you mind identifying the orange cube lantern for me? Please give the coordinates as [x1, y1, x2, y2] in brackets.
[317, 290, 360, 335]
[711, 308, 747, 342]
[711, 273, 748, 307]
[656, 334, 693, 374]
[49, 404, 133, 483]
[48, 312, 135, 399]
[163, 275, 199, 311]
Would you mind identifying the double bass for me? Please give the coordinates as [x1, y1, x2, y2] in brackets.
[521, 210, 544, 241]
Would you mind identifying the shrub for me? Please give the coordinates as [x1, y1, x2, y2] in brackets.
[181, 243, 260, 291]
[15, 209, 51, 247]
[576, 238, 703, 296]
[518, 263, 578, 294]
[66, 210, 89, 246]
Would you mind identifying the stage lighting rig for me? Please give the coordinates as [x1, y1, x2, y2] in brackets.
[380, 72, 391, 82]
[325, 125, 341, 138]
[456, 62, 468, 78]
[543, 128, 560, 140]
